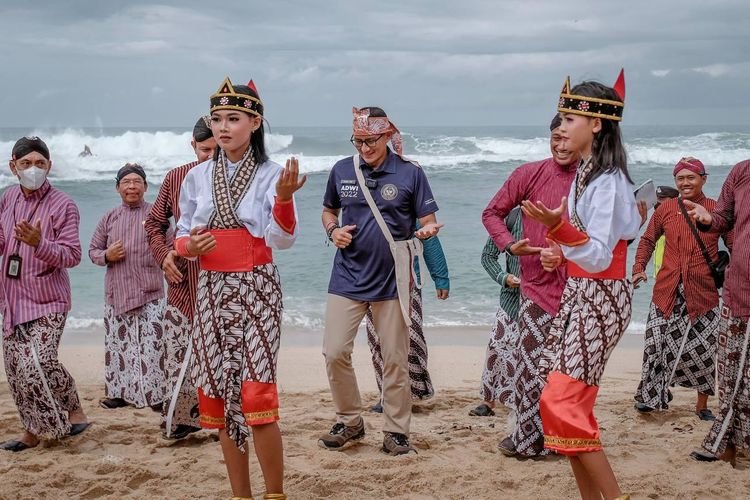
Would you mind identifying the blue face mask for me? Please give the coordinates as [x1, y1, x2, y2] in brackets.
[17, 166, 49, 190]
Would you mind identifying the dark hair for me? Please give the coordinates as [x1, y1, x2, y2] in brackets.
[569, 81, 632, 185]
[549, 114, 562, 132]
[212, 84, 269, 164]
[361, 106, 387, 118]
[193, 116, 213, 142]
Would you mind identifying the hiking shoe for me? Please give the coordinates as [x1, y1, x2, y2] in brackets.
[370, 402, 383, 413]
[318, 420, 365, 449]
[382, 432, 417, 456]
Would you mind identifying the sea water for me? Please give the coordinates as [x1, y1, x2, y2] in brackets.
[0, 125, 745, 337]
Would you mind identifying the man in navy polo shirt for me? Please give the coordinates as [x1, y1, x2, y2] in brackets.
[318, 107, 442, 455]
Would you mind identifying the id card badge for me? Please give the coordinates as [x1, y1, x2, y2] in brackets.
[6, 254, 22, 279]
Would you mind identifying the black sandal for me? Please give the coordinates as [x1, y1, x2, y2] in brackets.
[99, 398, 128, 409]
[469, 404, 496, 417]
[697, 409, 716, 421]
[69, 422, 91, 436]
[0, 440, 37, 452]
[690, 450, 718, 462]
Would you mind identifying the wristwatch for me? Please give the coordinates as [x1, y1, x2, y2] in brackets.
[504, 241, 516, 256]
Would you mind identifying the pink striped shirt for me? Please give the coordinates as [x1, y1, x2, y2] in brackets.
[0, 181, 82, 337]
[482, 157, 577, 316]
[701, 160, 750, 320]
[89, 200, 164, 316]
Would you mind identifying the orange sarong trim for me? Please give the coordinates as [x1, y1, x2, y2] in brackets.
[544, 435, 602, 449]
[540, 371, 602, 456]
[241, 381, 280, 426]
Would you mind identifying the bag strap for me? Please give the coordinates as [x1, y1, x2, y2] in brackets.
[677, 197, 715, 269]
[353, 155, 396, 245]
[352, 155, 425, 289]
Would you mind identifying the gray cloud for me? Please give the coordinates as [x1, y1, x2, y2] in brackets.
[0, 0, 748, 127]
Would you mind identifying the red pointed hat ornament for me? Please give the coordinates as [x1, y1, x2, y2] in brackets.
[210, 77, 264, 117]
[557, 69, 625, 121]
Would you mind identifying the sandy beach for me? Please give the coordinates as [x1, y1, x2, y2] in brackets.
[0, 327, 747, 499]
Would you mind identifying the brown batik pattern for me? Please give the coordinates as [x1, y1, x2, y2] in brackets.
[511, 296, 554, 457]
[3, 313, 81, 438]
[104, 299, 167, 408]
[702, 311, 750, 455]
[161, 305, 200, 430]
[635, 284, 719, 409]
[191, 263, 283, 448]
[366, 287, 434, 400]
[540, 277, 632, 387]
[480, 307, 520, 407]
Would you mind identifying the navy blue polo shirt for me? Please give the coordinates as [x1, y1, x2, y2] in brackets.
[323, 150, 438, 301]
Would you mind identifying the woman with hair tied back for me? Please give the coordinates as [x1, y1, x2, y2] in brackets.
[174, 77, 305, 500]
[522, 71, 640, 500]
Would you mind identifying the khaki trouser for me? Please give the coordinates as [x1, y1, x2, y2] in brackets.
[323, 294, 411, 435]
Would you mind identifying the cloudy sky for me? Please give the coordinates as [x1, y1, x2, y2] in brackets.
[0, 1, 748, 127]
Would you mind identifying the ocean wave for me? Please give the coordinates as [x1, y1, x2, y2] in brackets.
[1, 129, 747, 189]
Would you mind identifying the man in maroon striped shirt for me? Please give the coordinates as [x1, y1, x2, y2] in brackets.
[145, 116, 216, 439]
[0, 137, 89, 452]
[89, 164, 166, 411]
[481, 115, 579, 457]
[632, 158, 732, 420]
[686, 159, 750, 466]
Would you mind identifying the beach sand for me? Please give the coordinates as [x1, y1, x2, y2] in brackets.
[0, 327, 747, 499]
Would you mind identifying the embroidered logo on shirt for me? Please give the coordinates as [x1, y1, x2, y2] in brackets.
[381, 184, 398, 200]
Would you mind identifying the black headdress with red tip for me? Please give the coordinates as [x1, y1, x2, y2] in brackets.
[557, 69, 625, 121]
[210, 77, 264, 117]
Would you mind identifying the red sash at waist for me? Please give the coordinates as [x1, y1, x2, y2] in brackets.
[566, 240, 627, 280]
[199, 228, 273, 272]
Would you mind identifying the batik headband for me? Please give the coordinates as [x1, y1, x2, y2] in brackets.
[210, 77, 263, 117]
[352, 107, 403, 156]
[673, 157, 706, 177]
[558, 69, 626, 121]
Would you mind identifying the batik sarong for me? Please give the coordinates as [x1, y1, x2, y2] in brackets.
[635, 283, 719, 409]
[192, 263, 283, 448]
[511, 296, 554, 457]
[3, 313, 81, 438]
[701, 310, 750, 455]
[103, 298, 166, 408]
[540, 277, 632, 455]
[480, 307, 519, 407]
[161, 305, 200, 432]
[366, 287, 434, 400]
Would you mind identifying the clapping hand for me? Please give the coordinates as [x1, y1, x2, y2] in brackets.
[276, 157, 307, 201]
[521, 197, 567, 229]
[186, 226, 216, 256]
[415, 222, 444, 240]
[540, 238, 564, 272]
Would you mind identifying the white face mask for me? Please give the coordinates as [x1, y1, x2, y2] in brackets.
[17, 166, 49, 191]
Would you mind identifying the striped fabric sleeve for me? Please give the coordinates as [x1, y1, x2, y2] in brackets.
[144, 172, 174, 266]
[88, 213, 110, 267]
[481, 237, 507, 287]
[34, 201, 82, 269]
[422, 234, 449, 290]
[632, 207, 663, 275]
